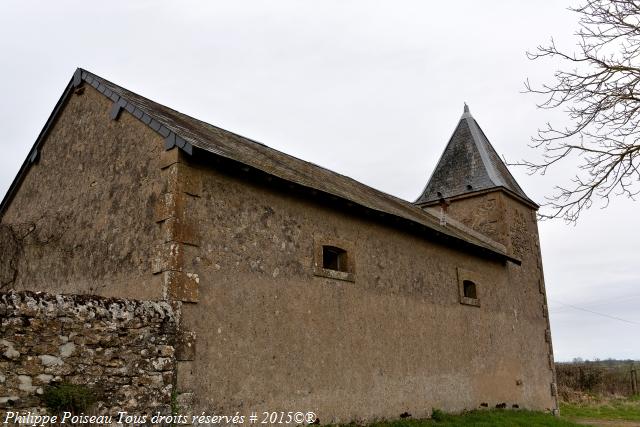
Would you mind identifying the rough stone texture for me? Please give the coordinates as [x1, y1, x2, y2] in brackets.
[0, 86, 166, 300]
[0, 290, 176, 417]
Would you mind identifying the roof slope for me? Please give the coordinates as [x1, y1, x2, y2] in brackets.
[0, 68, 518, 263]
[415, 105, 537, 208]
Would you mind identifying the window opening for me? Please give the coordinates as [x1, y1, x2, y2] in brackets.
[463, 280, 477, 299]
[322, 246, 348, 272]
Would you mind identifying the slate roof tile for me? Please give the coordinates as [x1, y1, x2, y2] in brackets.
[415, 104, 537, 208]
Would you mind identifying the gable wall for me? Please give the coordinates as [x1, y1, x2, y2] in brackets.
[0, 85, 165, 300]
[175, 159, 556, 422]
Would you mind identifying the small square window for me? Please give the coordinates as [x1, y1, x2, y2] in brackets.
[322, 246, 348, 272]
[457, 268, 481, 307]
[313, 236, 355, 282]
[463, 280, 477, 299]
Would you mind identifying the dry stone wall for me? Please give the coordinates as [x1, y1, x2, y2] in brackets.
[0, 290, 176, 418]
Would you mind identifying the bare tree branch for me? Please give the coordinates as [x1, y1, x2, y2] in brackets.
[518, 0, 640, 222]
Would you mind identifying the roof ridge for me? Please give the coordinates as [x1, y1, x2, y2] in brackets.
[83, 69, 462, 216]
[465, 115, 506, 188]
[413, 110, 469, 204]
[471, 119, 529, 197]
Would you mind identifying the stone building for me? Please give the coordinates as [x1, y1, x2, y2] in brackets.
[0, 68, 557, 423]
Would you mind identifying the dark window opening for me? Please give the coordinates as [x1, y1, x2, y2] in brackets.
[463, 280, 477, 299]
[322, 246, 348, 272]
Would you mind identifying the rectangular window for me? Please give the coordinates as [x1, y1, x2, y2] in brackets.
[322, 246, 348, 272]
[457, 268, 481, 307]
[313, 235, 355, 282]
[463, 280, 477, 299]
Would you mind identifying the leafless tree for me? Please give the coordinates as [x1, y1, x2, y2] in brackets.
[521, 0, 640, 222]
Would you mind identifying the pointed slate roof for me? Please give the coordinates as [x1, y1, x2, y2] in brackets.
[0, 68, 521, 264]
[415, 104, 537, 208]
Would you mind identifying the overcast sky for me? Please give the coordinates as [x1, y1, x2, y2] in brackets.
[0, 1, 638, 361]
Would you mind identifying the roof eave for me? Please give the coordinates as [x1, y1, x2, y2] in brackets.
[0, 68, 518, 265]
[415, 186, 539, 211]
[190, 145, 517, 264]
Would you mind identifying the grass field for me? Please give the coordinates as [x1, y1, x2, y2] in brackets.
[329, 410, 583, 426]
[560, 395, 640, 422]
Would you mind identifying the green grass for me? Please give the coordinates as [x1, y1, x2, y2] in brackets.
[329, 410, 582, 426]
[560, 395, 640, 421]
[42, 383, 97, 414]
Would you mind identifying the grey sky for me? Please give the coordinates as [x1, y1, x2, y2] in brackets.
[1, 1, 638, 361]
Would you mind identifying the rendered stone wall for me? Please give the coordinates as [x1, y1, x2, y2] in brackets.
[0, 290, 176, 418]
[171, 153, 557, 423]
[0, 85, 167, 301]
[440, 190, 558, 408]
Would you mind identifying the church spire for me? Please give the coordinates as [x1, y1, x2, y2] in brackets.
[414, 105, 537, 208]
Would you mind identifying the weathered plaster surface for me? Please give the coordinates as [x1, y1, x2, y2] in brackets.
[177, 162, 555, 423]
[440, 190, 557, 411]
[1, 86, 165, 300]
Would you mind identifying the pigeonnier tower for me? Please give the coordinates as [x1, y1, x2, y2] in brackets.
[415, 104, 558, 411]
